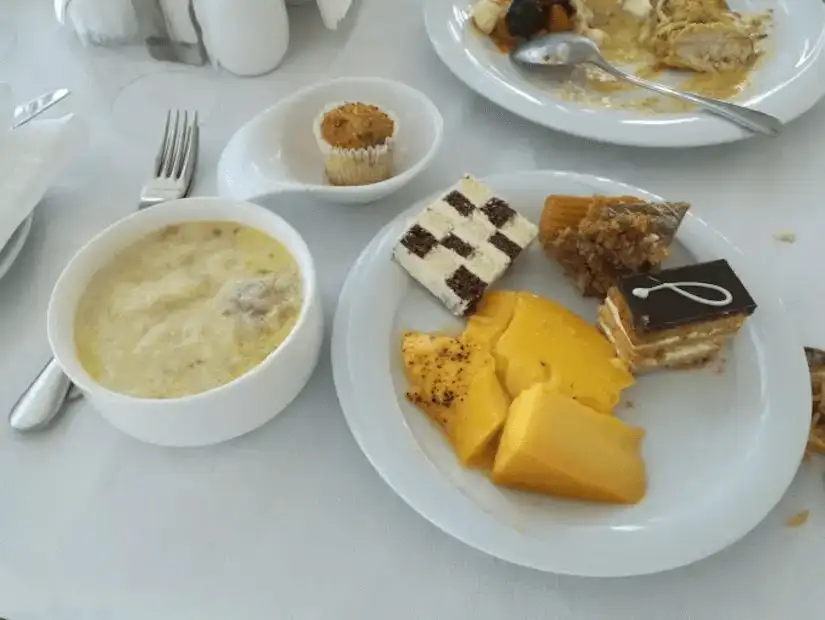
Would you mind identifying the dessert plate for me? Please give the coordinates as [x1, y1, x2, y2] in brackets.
[217, 77, 443, 205]
[424, 0, 825, 147]
[331, 170, 811, 577]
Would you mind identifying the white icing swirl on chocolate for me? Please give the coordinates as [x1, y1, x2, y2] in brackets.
[631, 281, 733, 307]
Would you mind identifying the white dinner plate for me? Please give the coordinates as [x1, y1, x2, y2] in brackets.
[424, 0, 825, 147]
[331, 170, 811, 576]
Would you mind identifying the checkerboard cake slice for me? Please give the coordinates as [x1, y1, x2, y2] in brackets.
[392, 175, 538, 316]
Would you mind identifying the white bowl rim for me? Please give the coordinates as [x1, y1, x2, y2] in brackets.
[246, 75, 445, 195]
[47, 197, 318, 407]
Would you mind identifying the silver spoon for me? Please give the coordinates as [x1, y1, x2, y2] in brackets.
[511, 33, 781, 136]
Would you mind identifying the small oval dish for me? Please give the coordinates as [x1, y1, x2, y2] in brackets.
[47, 197, 324, 447]
[217, 77, 444, 205]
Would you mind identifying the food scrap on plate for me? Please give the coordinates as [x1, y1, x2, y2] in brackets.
[805, 346, 825, 455]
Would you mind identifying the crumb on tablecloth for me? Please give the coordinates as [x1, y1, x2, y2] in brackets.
[773, 229, 796, 243]
[785, 510, 810, 528]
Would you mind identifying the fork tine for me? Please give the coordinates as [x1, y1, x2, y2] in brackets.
[180, 111, 199, 191]
[171, 110, 189, 178]
[154, 110, 172, 176]
[162, 110, 181, 177]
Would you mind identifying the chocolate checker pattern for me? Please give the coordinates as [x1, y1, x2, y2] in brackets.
[393, 176, 538, 316]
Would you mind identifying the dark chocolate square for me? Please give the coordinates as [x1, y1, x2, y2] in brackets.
[441, 233, 475, 258]
[443, 191, 475, 217]
[446, 265, 487, 314]
[616, 259, 757, 333]
[480, 198, 516, 228]
[400, 224, 438, 258]
[488, 232, 522, 261]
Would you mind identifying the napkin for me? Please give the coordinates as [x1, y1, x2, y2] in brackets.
[0, 86, 87, 250]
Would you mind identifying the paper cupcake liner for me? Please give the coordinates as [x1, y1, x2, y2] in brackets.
[313, 101, 398, 186]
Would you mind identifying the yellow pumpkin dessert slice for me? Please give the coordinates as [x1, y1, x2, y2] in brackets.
[463, 290, 518, 350]
[493, 292, 634, 413]
[492, 382, 647, 504]
[401, 332, 510, 467]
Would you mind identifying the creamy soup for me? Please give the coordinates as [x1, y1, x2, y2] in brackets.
[75, 221, 303, 399]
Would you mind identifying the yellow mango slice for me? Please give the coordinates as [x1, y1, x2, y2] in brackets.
[401, 332, 509, 467]
[493, 292, 633, 412]
[464, 290, 518, 350]
[492, 382, 647, 504]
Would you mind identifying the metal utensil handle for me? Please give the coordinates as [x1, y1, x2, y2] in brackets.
[594, 61, 782, 136]
[8, 358, 73, 432]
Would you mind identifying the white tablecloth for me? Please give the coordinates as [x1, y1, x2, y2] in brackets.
[2, 1, 824, 618]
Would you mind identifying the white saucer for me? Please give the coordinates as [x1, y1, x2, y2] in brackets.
[217, 77, 444, 205]
[332, 170, 811, 577]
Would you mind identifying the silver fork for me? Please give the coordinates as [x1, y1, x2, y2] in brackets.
[8, 110, 200, 433]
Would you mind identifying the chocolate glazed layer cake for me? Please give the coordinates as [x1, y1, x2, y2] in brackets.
[598, 259, 757, 372]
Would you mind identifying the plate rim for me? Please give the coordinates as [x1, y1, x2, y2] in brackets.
[331, 169, 811, 576]
[423, 0, 825, 147]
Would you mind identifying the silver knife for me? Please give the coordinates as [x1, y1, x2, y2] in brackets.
[12, 88, 71, 129]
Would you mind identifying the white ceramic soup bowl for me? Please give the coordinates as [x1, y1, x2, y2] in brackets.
[47, 197, 324, 447]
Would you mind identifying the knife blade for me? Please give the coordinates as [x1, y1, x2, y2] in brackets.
[12, 88, 71, 128]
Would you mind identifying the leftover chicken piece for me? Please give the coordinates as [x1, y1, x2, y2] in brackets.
[539, 195, 689, 297]
[559, 0, 771, 106]
[640, 0, 769, 73]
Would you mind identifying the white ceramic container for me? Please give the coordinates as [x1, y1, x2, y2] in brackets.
[47, 197, 323, 447]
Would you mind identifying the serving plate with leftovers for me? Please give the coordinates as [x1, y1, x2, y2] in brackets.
[424, 0, 825, 146]
[331, 169, 810, 576]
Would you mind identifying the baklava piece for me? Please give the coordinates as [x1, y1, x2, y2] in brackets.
[539, 194, 689, 297]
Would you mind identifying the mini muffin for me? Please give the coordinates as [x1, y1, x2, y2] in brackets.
[313, 102, 398, 186]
